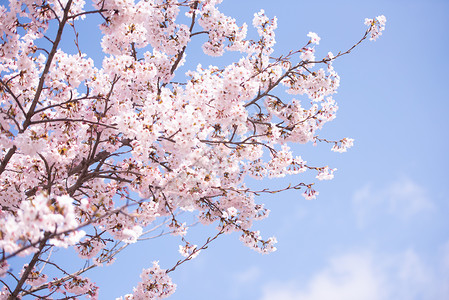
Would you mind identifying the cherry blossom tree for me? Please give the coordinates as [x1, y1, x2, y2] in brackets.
[0, 0, 386, 298]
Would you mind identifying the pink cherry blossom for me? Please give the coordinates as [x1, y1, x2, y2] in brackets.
[307, 32, 321, 45]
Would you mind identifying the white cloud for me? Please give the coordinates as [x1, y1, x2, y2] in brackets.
[439, 241, 449, 297]
[352, 184, 379, 228]
[352, 177, 434, 227]
[260, 252, 385, 300]
[228, 266, 262, 299]
[442, 241, 449, 271]
[391, 249, 434, 299]
[234, 266, 261, 285]
[260, 248, 449, 300]
[386, 178, 434, 218]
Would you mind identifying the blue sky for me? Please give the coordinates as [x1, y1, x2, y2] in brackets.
[5, 0, 449, 299]
[86, 0, 449, 299]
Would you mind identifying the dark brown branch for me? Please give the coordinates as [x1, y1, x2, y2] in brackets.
[8, 234, 49, 299]
[0, 146, 17, 175]
[22, 0, 74, 131]
[189, 30, 208, 37]
[29, 118, 118, 130]
[0, 78, 26, 117]
[67, 9, 108, 20]
[170, 1, 199, 74]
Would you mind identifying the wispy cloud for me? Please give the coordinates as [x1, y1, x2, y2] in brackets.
[227, 266, 263, 299]
[352, 177, 434, 227]
[259, 248, 449, 300]
[390, 249, 434, 299]
[385, 177, 434, 217]
[234, 266, 261, 285]
[259, 252, 384, 300]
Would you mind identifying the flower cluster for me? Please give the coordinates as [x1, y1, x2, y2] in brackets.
[365, 15, 387, 41]
[0, 193, 85, 256]
[331, 137, 355, 153]
[316, 166, 337, 181]
[119, 261, 176, 299]
[198, 2, 248, 55]
[178, 243, 200, 258]
[23, 266, 48, 287]
[0, 260, 8, 278]
[63, 276, 99, 299]
[240, 230, 277, 254]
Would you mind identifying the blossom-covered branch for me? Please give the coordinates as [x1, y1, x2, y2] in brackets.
[0, 0, 385, 298]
